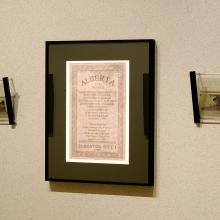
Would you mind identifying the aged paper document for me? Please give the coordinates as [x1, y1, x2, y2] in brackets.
[66, 61, 129, 164]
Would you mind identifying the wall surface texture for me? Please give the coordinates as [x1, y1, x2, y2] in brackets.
[0, 1, 220, 220]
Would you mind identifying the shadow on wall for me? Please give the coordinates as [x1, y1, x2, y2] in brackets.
[49, 181, 155, 197]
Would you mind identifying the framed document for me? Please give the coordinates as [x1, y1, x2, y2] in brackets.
[46, 40, 155, 185]
[190, 72, 220, 124]
[0, 78, 16, 125]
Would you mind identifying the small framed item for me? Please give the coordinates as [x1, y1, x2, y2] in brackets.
[46, 40, 155, 185]
[190, 71, 220, 124]
[0, 78, 16, 125]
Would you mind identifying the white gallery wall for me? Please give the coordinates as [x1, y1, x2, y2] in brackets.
[0, 0, 220, 219]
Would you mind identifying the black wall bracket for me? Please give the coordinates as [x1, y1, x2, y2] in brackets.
[190, 71, 200, 124]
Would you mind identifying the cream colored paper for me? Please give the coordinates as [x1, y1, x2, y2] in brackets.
[66, 61, 129, 164]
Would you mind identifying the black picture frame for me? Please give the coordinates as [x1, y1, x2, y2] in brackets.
[45, 39, 155, 185]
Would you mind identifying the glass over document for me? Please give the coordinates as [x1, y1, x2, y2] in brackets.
[66, 61, 129, 164]
[198, 74, 220, 123]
